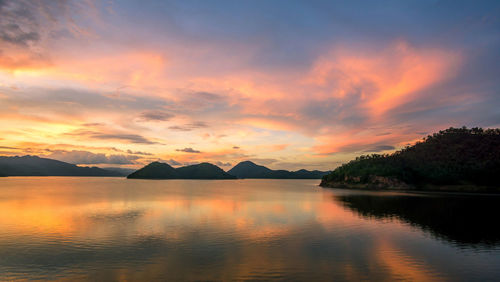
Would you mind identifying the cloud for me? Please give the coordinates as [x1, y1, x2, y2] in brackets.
[167, 126, 192, 132]
[190, 121, 208, 127]
[363, 145, 396, 153]
[0, 23, 40, 46]
[0, 87, 173, 121]
[305, 41, 461, 118]
[165, 159, 182, 166]
[0, 1, 498, 172]
[0, 0, 98, 71]
[176, 147, 201, 153]
[168, 122, 208, 131]
[376, 132, 392, 136]
[82, 122, 105, 127]
[126, 149, 153, 156]
[247, 158, 278, 166]
[270, 161, 342, 171]
[194, 91, 224, 101]
[90, 133, 157, 144]
[314, 135, 387, 155]
[272, 144, 288, 151]
[138, 110, 174, 121]
[0, 0, 45, 70]
[46, 150, 139, 165]
[0, 146, 17, 150]
[182, 161, 200, 166]
[63, 128, 158, 145]
[215, 161, 232, 167]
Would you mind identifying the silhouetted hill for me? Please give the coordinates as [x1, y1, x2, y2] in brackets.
[293, 169, 331, 179]
[0, 156, 123, 176]
[104, 167, 136, 176]
[176, 163, 236, 179]
[127, 162, 236, 179]
[127, 162, 178, 179]
[321, 127, 500, 191]
[228, 161, 274, 178]
[228, 161, 329, 179]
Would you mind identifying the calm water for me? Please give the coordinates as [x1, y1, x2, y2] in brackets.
[0, 178, 499, 281]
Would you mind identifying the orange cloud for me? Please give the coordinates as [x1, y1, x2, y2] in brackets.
[50, 50, 168, 88]
[0, 35, 466, 170]
[313, 129, 397, 155]
[0, 51, 52, 73]
[237, 117, 298, 131]
[306, 41, 461, 117]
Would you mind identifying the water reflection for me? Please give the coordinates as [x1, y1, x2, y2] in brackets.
[0, 177, 499, 281]
[334, 191, 500, 247]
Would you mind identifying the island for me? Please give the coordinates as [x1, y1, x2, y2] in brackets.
[127, 162, 237, 179]
[320, 127, 500, 192]
[0, 155, 126, 176]
[228, 161, 329, 179]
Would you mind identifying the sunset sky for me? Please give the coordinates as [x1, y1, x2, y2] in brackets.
[0, 0, 499, 170]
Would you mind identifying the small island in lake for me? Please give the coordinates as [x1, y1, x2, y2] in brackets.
[127, 162, 237, 179]
[320, 127, 500, 192]
[128, 160, 329, 179]
[228, 161, 329, 179]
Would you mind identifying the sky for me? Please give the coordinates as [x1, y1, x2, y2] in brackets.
[0, 0, 499, 170]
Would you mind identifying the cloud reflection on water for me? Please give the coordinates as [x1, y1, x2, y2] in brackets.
[0, 178, 499, 280]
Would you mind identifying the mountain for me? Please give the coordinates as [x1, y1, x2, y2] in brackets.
[127, 162, 236, 179]
[293, 169, 331, 179]
[227, 161, 329, 179]
[127, 162, 179, 179]
[227, 161, 274, 178]
[0, 155, 123, 176]
[104, 167, 137, 176]
[176, 163, 237, 179]
[320, 127, 500, 191]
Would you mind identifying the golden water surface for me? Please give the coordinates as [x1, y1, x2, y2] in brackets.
[0, 177, 499, 281]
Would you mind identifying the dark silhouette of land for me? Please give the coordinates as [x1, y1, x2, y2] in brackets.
[228, 161, 329, 179]
[0, 156, 328, 180]
[127, 162, 236, 179]
[128, 160, 328, 179]
[321, 127, 500, 192]
[335, 193, 500, 246]
[0, 156, 125, 176]
[103, 167, 136, 176]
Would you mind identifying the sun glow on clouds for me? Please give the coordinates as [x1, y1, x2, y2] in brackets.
[303, 42, 461, 155]
[0, 0, 496, 170]
[307, 42, 461, 117]
[0, 41, 465, 168]
[54, 51, 168, 88]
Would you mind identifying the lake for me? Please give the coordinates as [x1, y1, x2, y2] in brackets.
[0, 177, 499, 281]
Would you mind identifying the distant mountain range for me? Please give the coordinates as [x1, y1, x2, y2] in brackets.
[228, 161, 330, 179]
[102, 167, 136, 176]
[127, 162, 236, 179]
[0, 156, 126, 177]
[0, 155, 329, 180]
[128, 160, 329, 179]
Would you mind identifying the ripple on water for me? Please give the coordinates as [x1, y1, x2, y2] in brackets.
[0, 178, 499, 281]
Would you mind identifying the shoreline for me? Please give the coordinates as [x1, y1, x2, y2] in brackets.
[319, 182, 500, 195]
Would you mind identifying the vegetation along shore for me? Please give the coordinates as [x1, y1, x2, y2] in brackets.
[320, 127, 500, 193]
